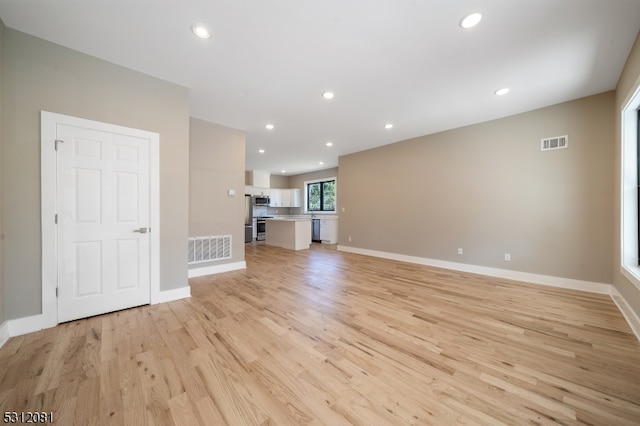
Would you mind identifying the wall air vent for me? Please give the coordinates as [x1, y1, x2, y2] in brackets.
[541, 135, 568, 151]
[188, 235, 232, 264]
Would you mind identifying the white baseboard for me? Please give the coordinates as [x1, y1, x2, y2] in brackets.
[338, 245, 611, 294]
[0, 321, 9, 349]
[151, 286, 191, 305]
[7, 313, 47, 338]
[610, 286, 640, 342]
[4, 286, 192, 340]
[188, 261, 246, 278]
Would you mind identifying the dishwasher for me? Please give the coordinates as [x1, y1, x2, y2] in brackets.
[312, 218, 321, 242]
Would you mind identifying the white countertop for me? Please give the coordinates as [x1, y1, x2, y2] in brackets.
[265, 217, 310, 222]
[269, 215, 339, 220]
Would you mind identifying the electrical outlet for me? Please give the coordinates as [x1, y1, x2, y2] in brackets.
[458, 248, 463, 255]
[348, 236, 352, 242]
[504, 253, 511, 261]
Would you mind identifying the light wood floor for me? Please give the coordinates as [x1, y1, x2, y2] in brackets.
[1, 243, 640, 425]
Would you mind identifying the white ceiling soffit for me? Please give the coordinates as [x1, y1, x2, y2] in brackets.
[1, 0, 639, 175]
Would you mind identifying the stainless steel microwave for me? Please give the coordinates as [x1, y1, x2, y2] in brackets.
[253, 195, 270, 206]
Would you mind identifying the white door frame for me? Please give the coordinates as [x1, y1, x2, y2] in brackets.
[41, 111, 160, 327]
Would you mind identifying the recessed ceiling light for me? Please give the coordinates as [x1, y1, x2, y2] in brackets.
[258, 149, 265, 153]
[460, 13, 482, 29]
[191, 24, 211, 39]
[326, 142, 333, 147]
[265, 124, 274, 130]
[384, 123, 394, 129]
[322, 92, 335, 100]
[281, 170, 286, 174]
[495, 88, 510, 96]
[319, 161, 324, 165]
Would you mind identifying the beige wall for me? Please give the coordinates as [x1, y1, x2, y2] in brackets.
[288, 168, 339, 191]
[0, 18, 5, 325]
[2, 29, 190, 320]
[189, 118, 246, 267]
[270, 174, 289, 189]
[614, 31, 640, 314]
[339, 93, 614, 284]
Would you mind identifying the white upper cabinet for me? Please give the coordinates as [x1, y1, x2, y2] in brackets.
[249, 170, 270, 189]
[270, 188, 282, 207]
[290, 188, 301, 208]
[269, 188, 301, 207]
[281, 189, 291, 207]
[269, 188, 302, 207]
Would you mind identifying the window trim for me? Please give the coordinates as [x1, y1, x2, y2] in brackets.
[621, 84, 640, 290]
[304, 177, 337, 214]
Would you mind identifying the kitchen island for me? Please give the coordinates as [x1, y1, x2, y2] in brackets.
[264, 217, 311, 250]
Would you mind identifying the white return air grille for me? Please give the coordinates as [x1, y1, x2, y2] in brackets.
[188, 235, 232, 264]
[541, 135, 568, 151]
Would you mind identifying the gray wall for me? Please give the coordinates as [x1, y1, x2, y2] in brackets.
[189, 118, 246, 267]
[339, 93, 614, 284]
[0, 18, 5, 325]
[3, 29, 190, 320]
[614, 31, 640, 314]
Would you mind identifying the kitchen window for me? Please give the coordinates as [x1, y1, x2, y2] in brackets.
[305, 178, 336, 213]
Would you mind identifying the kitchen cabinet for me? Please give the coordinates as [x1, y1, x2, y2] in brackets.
[319, 217, 338, 244]
[269, 188, 284, 207]
[249, 170, 270, 189]
[290, 188, 301, 207]
[269, 188, 300, 207]
[281, 190, 291, 207]
[265, 218, 311, 250]
[269, 189, 279, 206]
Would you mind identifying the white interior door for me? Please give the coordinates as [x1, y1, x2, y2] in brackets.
[56, 124, 151, 322]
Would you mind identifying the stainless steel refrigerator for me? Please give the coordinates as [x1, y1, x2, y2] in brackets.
[244, 194, 253, 243]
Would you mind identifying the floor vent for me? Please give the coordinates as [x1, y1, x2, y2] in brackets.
[188, 235, 232, 264]
[541, 135, 568, 151]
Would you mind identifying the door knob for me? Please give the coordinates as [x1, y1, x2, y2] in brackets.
[133, 227, 149, 233]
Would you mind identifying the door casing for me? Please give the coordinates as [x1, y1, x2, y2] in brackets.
[41, 111, 160, 327]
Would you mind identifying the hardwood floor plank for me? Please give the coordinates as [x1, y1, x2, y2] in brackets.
[167, 392, 201, 426]
[1, 243, 640, 424]
[55, 395, 78, 426]
[119, 356, 146, 412]
[74, 376, 101, 423]
[194, 352, 268, 425]
[122, 406, 148, 426]
[99, 390, 125, 425]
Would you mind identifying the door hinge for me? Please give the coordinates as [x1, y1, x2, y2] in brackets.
[55, 214, 58, 224]
[55, 139, 64, 150]
[55, 287, 58, 298]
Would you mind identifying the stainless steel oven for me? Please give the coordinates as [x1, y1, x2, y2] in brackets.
[256, 217, 271, 241]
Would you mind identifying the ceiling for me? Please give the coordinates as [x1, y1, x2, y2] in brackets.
[1, 1, 640, 176]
